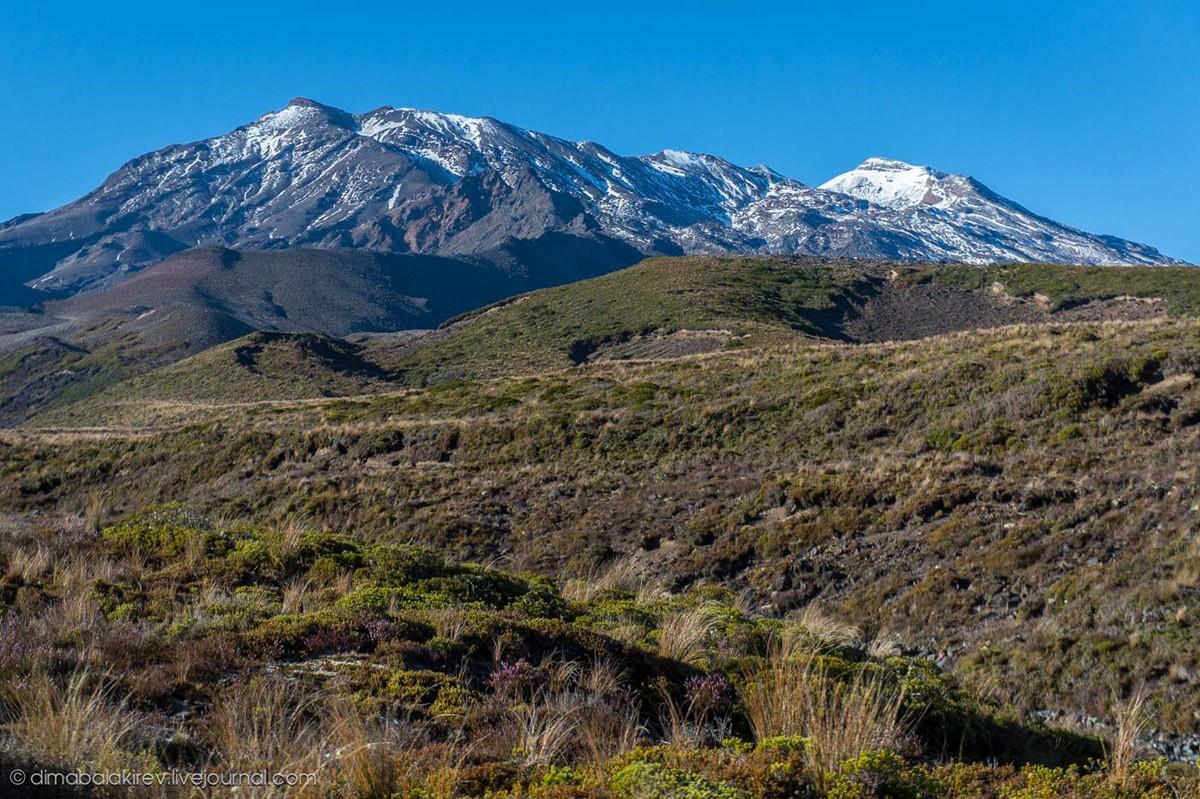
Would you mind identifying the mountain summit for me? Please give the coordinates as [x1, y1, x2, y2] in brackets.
[820, 157, 956, 209]
[0, 99, 1182, 300]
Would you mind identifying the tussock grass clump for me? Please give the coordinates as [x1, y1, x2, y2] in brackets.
[85, 487, 108, 532]
[782, 606, 863, 656]
[0, 670, 145, 769]
[656, 604, 720, 665]
[5, 544, 53, 583]
[504, 657, 647, 769]
[323, 700, 420, 799]
[512, 690, 588, 767]
[741, 656, 915, 791]
[563, 554, 660, 603]
[1105, 684, 1152, 788]
[204, 677, 327, 783]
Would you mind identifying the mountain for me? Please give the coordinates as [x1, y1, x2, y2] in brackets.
[46, 245, 607, 335]
[0, 99, 1182, 303]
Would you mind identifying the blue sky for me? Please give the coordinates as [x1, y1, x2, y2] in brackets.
[2, 0, 1197, 261]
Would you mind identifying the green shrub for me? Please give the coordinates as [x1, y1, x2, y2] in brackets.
[826, 750, 933, 799]
[280, 530, 363, 573]
[225, 537, 273, 576]
[509, 575, 572, 620]
[610, 762, 747, 799]
[364, 544, 445, 585]
[337, 586, 399, 614]
[755, 735, 809, 756]
[101, 505, 206, 557]
[384, 669, 464, 706]
[249, 610, 351, 652]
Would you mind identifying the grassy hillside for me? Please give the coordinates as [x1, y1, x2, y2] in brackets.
[932, 262, 1200, 313]
[370, 256, 876, 381]
[372, 257, 1200, 382]
[5, 256, 1200, 795]
[0, 305, 254, 425]
[0, 245, 621, 425]
[8, 314, 1200, 733]
[44, 256, 1200, 421]
[50, 246, 558, 334]
[30, 256, 874, 423]
[57, 331, 401, 412]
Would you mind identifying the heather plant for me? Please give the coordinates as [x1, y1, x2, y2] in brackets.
[490, 658, 544, 701]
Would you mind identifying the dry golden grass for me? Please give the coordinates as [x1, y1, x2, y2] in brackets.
[84, 487, 108, 531]
[281, 577, 312, 615]
[331, 570, 356, 597]
[47, 592, 103, 635]
[204, 677, 327, 792]
[542, 657, 583, 694]
[1106, 683, 1151, 788]
[1, 670, 144, 769]
[782, 605, 863, 655]
[5, 544, 53, 583]
[50, 551, 106, 595]
[1171, 536, 1200, 592]
[198, 679, 436, 798]
[430, 608, 471, 642]
[277, 513, 312, 558]
[580, 658, 623, 697]
[742, 656, 914, 790]
[656, 604, 719, 665]
[501, 657, 647, 769]
[323, 699, 417, 799]
[512, 691, 585, 766]
[562, 553, 659, 602]
[578, 660, 645, 764]
[657, 682, 701, 748]
[577, 699, 644, 766]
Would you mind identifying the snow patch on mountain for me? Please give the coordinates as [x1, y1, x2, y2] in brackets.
[821, 157, 943, 209]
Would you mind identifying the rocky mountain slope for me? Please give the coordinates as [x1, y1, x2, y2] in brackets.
[0, 99, 1181, 304]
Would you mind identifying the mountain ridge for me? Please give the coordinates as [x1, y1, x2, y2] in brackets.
[0, 98, 1183, 305]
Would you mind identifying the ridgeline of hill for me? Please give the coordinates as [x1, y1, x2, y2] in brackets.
[25, 256, 1200, 424]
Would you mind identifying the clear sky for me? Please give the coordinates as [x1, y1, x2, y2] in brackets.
[2, 0, 1197, 261]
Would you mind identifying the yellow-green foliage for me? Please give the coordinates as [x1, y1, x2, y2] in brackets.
[824, 750, 934, 799]
[610, 761, 748, 799]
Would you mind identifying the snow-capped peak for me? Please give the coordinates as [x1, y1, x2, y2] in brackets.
[252, 98, 357, 130]
[360, 107, 496, 140]
[820, 157, 946, 210]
